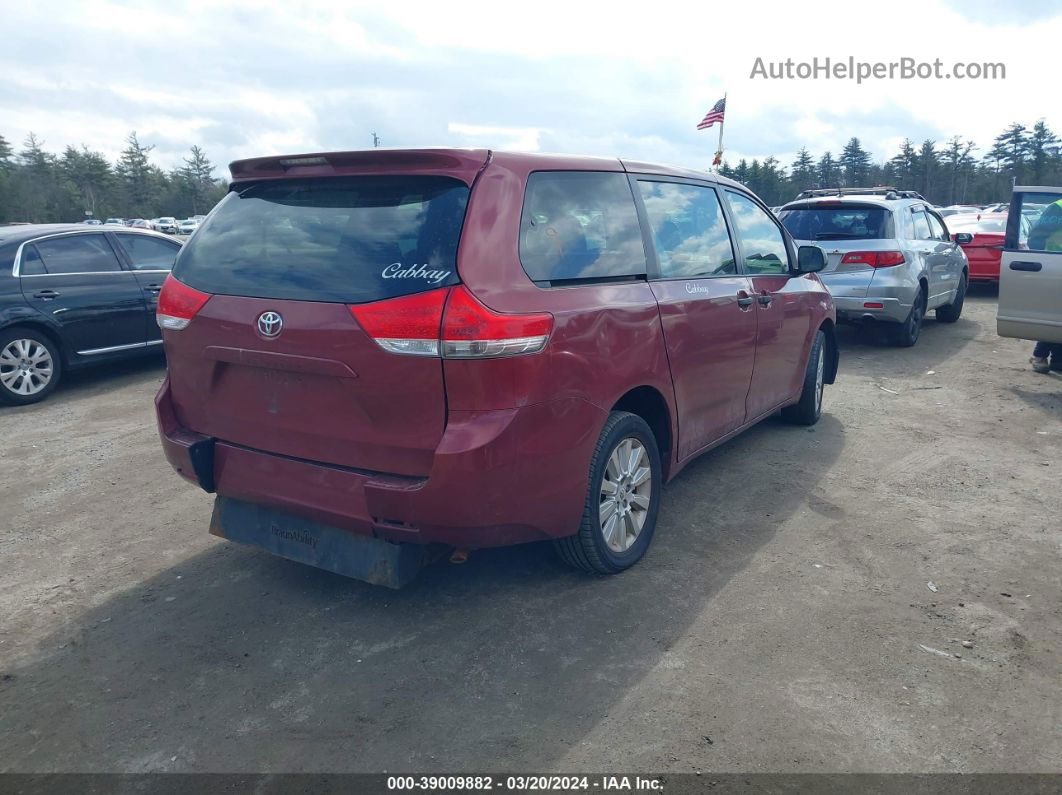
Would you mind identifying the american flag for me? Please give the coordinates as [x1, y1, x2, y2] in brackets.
[697, 98, 726, 130]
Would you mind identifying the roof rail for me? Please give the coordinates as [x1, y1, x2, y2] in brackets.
[795, 187, 927, 201]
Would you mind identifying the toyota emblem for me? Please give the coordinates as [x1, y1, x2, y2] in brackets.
[257, 311, 283, 338]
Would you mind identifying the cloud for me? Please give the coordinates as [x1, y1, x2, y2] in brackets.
[0, 0, 1059, 183]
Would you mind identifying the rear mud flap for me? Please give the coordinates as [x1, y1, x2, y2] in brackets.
[209, 497, 439, 588]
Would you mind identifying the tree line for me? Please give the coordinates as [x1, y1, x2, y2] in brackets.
[0, 132, 228, 224]
[3, 119, 1061, 223]
[718, 120, 1062, 207]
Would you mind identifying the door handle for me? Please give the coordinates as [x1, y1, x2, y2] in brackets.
[144, 284, 163, 294]
[757, 292, 773, 307]
[1010, 261, 1042, 272]
[736, 291, 754, 309]
[33, 289, 60, 300]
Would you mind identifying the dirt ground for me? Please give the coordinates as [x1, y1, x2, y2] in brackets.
[1, 287, 1060, 773]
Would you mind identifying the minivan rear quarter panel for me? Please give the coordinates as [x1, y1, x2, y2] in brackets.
[448, 153, 677, 418]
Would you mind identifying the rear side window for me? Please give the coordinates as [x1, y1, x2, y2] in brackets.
[636, 181, 736, 278]
[926, 212, 948, 241]
[34, 234, 123, 274]
[174, 176, 469, 303]
[520, 172, 647, 283]
[779, 204, 890, 240]
[115, 233, 180, 271]
[19, 244, 47, 275]
[911, 209, 933, 240]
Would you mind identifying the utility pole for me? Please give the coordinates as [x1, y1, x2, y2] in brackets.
[372, 131, 381, 148]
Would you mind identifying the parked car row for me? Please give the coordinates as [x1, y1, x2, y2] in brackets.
[82, 216, 204, 234]
[5, 151, 1059, 589]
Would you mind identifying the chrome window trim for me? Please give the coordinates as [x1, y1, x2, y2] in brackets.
[11, 229, 178, 277]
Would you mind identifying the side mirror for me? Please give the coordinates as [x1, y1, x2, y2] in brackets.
[794, 245, 827, 274]
[954, 232, 973, 245]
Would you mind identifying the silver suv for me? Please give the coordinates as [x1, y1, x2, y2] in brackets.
[779, 188, 969, 346]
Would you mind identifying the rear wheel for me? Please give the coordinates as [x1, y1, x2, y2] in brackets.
[935, 273, 967, 323]
[888, 290, 926, 347]
[0, 328, 62, 406]
[782, 330, 825, 426]
[555, 411, 662, 574]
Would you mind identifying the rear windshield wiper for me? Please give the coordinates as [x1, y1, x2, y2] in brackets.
[814, 233, 871, 240]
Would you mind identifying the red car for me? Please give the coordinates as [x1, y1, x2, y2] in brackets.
[155, 149, 838, 586]
[949, 212, 1030, 283]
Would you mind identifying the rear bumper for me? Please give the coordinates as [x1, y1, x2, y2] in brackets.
[967, 256, 1000, 282]
[822, 269, 915, 324]
[156, 377, 603, 548]
[831, 295, 909, 323]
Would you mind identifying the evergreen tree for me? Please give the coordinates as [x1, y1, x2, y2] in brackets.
[889, 139, 918, 190]
[987, 123, 1029, 189]
[817, 151, 839, 188]
[914, 140, 938, 198]
[0, 134, 12, 172]
[790, 147, 817, 195]
[1027, 120, 1060, 184]
[840, 137, 872, 187]
[116, 131, 158, 217]
[60, 146, 114, 219]
[178, 145, 216, 214]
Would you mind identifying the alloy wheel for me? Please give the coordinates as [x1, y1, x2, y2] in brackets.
[599, 437, 653, 553]
[0, 338, 54, 396]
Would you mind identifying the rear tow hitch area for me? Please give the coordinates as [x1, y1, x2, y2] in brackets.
[209, 497, 445, 588]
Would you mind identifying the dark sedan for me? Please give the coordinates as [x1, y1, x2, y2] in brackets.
[0, 224, 182, 405]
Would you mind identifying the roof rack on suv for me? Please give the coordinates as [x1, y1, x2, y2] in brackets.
[795, 187, 927, 202]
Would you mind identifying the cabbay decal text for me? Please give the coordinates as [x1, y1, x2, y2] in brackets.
[382, 262, 452, 285]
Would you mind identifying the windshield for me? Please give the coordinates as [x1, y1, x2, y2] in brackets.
[174, 175, 470, 303]
[779, 204, 890, 240]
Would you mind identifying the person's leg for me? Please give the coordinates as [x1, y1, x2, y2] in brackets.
[1050, 344, 1062, 372]
[1031, 342, 1051, 373]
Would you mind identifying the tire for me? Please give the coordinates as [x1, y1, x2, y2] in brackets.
[888, 289, 926, 347]
[782, 330, 826, 426]
[554, 411, 662, 574]
[935, 273, 967, 323]
[0, 327, 63, 406]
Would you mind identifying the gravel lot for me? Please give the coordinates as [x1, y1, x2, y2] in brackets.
[1, 288, 1060, 773]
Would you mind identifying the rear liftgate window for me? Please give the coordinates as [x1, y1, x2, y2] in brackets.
[173, 176, 470, 302]
[779, 204, 891, 241]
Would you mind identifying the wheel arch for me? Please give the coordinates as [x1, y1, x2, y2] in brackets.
[610, 385, 673, 480]
[0, 320, 68, 365]
[818, 318, 839, 384]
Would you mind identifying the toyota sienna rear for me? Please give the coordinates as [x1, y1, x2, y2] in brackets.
[156, 149, 838, 586]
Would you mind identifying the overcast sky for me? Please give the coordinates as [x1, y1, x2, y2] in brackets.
[2, 0, 1060, 179]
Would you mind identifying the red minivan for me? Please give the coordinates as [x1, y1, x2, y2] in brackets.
[156, 149, 838, 586]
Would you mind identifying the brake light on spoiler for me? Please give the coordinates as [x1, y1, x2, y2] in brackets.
[350, 286, 554, 359]
[840, 251, 906, 268]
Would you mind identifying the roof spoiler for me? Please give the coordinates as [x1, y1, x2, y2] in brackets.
[228, 148, 492, 185]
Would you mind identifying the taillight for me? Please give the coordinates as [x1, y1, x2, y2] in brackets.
[350, 286, 554, 359]
[440, 286, 553, 358]
[841, 251, 905, 268]
[349, 288, 448, 357]
[157, 274, 211, 330]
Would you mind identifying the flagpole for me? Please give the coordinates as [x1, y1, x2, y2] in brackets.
[713, 92, 726, 172]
